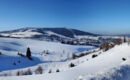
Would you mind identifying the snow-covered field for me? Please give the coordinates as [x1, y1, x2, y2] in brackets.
[0, 37, 96, 76]
[0, 37, 130, 80]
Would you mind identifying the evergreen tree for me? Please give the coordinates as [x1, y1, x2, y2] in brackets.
[16, 71, 20, 76]
[26, 47, 32, 59]
[124, 36, 126, 42]
[0, 51, 2, 55]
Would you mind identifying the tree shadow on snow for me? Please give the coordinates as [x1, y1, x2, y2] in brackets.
[0, 54, 42, 72]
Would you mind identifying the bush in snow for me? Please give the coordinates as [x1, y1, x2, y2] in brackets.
[101, 42, 115, 52]
[46, 50, 49, 54]
[16, 71, 20, 76]
[35, 66, 43, 74]
[122, 58, 126, 61]
[100, 43, 109, 51]
[79, 53, 85, 57]
[61, 40, 65, 44]
[16, 69, 32, 76]
[69, 63, 75, 67]
[56, 69, 60, 72]
[18, 52, 25, 57]
[72, 53, 89, 59]
[115, 39, 122, 45]
[99, 52, 102, 54]
[43, 50, 49, 55]
[72, 53, 78, 59]
[24, 69, 32, 75]
[92, 54, 98, 58]
[48, 69, 52, 73]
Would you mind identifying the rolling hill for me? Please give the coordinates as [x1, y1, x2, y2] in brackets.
[0, 27, 98, 39]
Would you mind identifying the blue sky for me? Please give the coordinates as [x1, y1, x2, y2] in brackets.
[0, 0, 130, 34]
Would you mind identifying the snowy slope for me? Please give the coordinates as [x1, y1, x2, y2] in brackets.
[0, 28, 43, 38]
[0, 37, 96, 73]
[0, 37, 95, 54]
[0, 27, 98, 38]
[1, 42, 130, 80]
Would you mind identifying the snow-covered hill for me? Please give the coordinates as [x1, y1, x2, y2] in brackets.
[0, 37, 130, 80]
[0, 37, 96, 72]
[0, 27, 98, 39]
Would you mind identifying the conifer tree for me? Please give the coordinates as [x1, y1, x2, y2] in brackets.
[26, 47, 32, 59]
[124, 36, 126, 42]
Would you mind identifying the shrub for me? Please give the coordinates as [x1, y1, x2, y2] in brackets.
[16, 71, 20, 76]
[46, 50, 49, 54]
[115, 39, 122, 45]
[16, 69, 32, 76]
[72, 53, 78, 59]
[122, 58, 126, 61]
[61, 40, 65, 44]
[56, 69, 60, 72]
[92, 54, 98, 58]
[18, 52, 25, 57]
[24, 69, 32, 75]
[48, 69, 52, 73]
[101, 42, 109, 51]
[101, 42, 115, 52]
[79, 53, 85, 57]
[69, 63, 75, 67]
[35, 66, 43, 74]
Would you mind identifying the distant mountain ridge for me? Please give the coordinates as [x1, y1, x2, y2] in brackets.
[0, 27, 98, 39]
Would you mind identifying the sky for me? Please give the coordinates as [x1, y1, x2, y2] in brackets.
[0, 0, 130, 34]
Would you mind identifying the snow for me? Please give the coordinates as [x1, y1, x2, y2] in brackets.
[0, 37, 96, 73]
[0, 37, 95, 54]
[76, 35, 99, 40]
[1, 30, 42, 38]
[1, 37, 130, 80]
[0, 54, 42, 72]
[45, 31, 70, 38]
